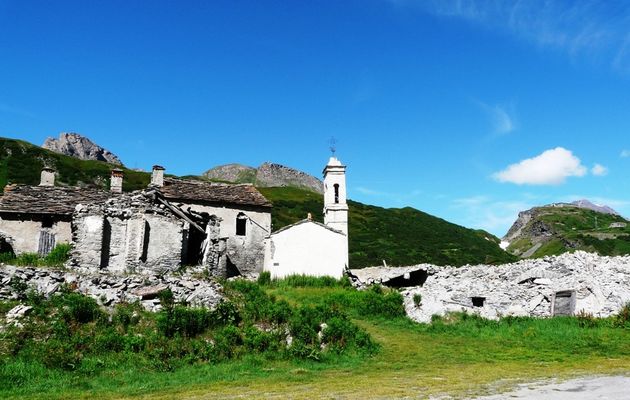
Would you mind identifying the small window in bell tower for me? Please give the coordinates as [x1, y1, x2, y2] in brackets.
[334, 184, 340, 204]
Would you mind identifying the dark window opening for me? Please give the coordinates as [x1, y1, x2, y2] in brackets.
[100, 218, 111, 269]
[383, 269, 429, 288]
[226, 256, 242, 278]
[183, 222, 207, 266]
[334, 184, 340, 204]
[236, 213, 247, 236]
[140, 220, 150, 263]
[41, 218, 54, 229]
[471, 297, 486, 308]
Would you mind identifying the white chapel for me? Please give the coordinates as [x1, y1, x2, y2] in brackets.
[263, 156, 349, 278]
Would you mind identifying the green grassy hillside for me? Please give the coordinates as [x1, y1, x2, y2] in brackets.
[506, 205, 630, 258]
[0, 137, 150, 192]
[258, 187, 517, 267]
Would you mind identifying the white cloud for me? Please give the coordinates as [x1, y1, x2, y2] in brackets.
[591, 163, 608, 176]
[493, 147, 587, 185]
[621, 149, 630, 158]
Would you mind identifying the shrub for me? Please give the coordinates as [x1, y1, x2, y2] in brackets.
[0, 252, 16, 264]
[56, 292, 102, 324]
[14, 253, 39, 267]
[157, 306, 213, 338]
[257, 271, 271, 286]
[158, 288, 175, 310]
[42, 243, 71, 266]
[413, 293, 422, 307]
[576, 310, 597, 328]
[243, 325, 275, 353]
[614, 302, 630, 328]
[213, 300, 241, 326]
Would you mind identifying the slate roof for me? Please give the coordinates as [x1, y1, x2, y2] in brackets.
[159, 178, 272, 208]
[0, 184, 114, 215]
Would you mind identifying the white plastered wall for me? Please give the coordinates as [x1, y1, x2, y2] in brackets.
[0, 217, 72, 255]
[264, 221, 347, 279]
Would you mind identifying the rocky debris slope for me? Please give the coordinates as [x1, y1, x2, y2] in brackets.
[0, 265, 223, 312]
[204, 162, 323, 193]
[43, 132, 123, 165]
[401, 252, 630, 323]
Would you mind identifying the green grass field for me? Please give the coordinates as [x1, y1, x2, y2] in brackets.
[2, 277, 629, 400]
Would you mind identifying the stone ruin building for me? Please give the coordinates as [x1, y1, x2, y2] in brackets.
[0, 167, 112, 256]
[71, 188, 225, 276]
[150, 166, 273, 277]
[0, 165, 273, 278]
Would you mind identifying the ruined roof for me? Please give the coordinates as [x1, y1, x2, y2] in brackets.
[0, 184, 114, 215]
[159, 178, 272, 208]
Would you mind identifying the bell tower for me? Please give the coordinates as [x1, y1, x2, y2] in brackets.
[323, 156, 348, 236]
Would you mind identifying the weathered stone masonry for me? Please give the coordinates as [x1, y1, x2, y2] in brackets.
[71, 189, 226, 276]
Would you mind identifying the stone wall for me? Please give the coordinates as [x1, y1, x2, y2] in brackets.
[0, 264, 223, 312]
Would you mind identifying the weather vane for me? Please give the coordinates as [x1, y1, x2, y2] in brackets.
[328, 137, 337, 156]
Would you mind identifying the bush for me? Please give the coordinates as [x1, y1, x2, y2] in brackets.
[413, 293, 422, 307]
[14, 253, 39, 267]
[0, 252, 16, 264]
[614, 302, 630, 328]
[42, 243, 71, 266]
[257, 271, 271, 286]
[157, 306, 213, 338]
[58, 292, 103, 324]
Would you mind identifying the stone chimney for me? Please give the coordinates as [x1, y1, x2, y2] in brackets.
[39, 167, 55, 187]
[151, 165, 165, 187]
[110, 168, 124, 193]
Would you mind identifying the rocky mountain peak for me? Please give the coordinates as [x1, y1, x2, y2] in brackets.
[43, 132, 122, 165]
[203, 162, 324, 193]
[569, 199, 619, 215]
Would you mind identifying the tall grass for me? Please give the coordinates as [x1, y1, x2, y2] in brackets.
[0, 244, 71, 268]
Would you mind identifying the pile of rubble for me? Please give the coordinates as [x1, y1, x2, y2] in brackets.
[352, 251, 630, 323]
[0, 264, 223, 312]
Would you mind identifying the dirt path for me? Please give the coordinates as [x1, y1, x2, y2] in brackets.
[473, 376, 630, 399]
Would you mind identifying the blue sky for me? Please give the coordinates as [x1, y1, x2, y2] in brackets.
[2, 0, 630, 237]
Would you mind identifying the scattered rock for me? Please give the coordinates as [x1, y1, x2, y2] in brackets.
[0, 265, 223, 312]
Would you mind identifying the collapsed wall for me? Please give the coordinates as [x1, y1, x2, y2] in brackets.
[351, 251, 630, 323]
